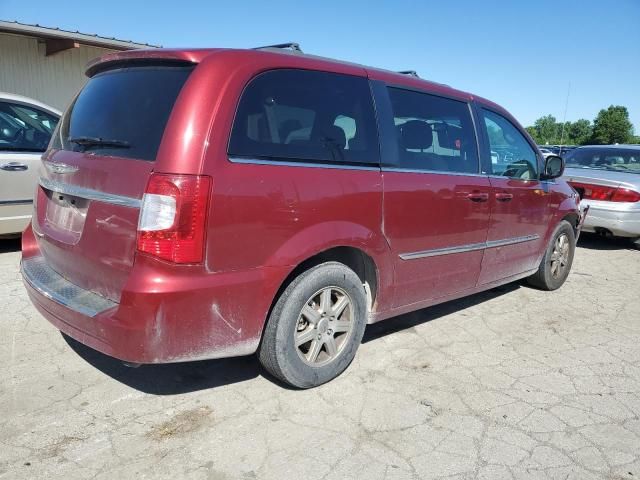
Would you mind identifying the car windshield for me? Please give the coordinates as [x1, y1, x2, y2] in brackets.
[564, 148, 640, 174]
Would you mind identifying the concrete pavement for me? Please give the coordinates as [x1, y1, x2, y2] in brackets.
[1, 235, 639, 479]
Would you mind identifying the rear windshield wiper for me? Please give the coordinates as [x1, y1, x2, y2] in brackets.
[68, 136, 130, 149]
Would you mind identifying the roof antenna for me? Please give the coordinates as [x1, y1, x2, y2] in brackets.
[397, 70, 419, 77]
[558, 81, 571, 149]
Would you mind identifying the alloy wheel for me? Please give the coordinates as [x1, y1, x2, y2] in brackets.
[550, 233, 570, 278]
[294, 286, 354, 366]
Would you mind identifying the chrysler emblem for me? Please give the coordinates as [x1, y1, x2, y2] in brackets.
[44, 161, 78, 174]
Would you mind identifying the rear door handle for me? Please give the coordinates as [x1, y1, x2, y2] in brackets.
[467, 192, 489, 202]
[496, 192, 514, 202]
[0, 162, 28, 171]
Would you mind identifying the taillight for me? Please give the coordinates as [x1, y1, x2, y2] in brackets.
[568, 182, 640, 203]
[612, 187, 640, 203]
[137, 174, 212, 263]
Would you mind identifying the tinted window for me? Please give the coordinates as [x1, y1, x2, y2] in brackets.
[482, 109, 539, 179]
[228, 69, 379, 165]
[386, 88, 479, 174]
[565, 148, 640, 174]
[52, 65, 193, 161]
[0, 102, 59, 152]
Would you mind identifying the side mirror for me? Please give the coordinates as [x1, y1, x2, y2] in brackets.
[541, 155, 564, 180]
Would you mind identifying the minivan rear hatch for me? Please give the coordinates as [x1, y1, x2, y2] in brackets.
[33, 61, 194, 302]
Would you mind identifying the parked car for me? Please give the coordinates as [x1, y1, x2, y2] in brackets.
[558, 145, 577, 157]
[563, 145, 640, 246]
[1, 92, 60, 237]
[21, 46, 584, 388]
[541, 145, 576, 158]
[538, 147, 555, 158]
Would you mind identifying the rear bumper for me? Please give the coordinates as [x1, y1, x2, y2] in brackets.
[21, 228, 288, 364]
[580, 199, 640, 238]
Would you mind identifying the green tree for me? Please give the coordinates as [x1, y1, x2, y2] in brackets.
[590, 105, 633, 144]
[525, 126, 540, 143]
[533, 115, 559, 144]
[567, 119, 592, 145]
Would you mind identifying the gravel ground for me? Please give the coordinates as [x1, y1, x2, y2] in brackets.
[1, 234, 639, 480]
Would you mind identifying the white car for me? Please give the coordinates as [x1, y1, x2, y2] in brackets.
[0, 92, 60, 237]
[538, 147, 556, 158]
[562, 145, 640, 247]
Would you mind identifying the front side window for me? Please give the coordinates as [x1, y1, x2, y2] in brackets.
[386, 88, 479, 174]
[228, 69, 379, 165]
[482, 109, 539, 179]
[0, 102, 59, 152]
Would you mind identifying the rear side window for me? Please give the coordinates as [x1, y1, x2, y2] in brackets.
[387, 88, 479, 174]
[228, 69, 379, 165]
[0, 102, 59, 152]
[52, 65, 193, 161]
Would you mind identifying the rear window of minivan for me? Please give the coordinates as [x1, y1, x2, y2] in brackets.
[52, 65, 193, 161]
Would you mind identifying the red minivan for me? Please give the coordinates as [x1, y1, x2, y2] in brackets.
[21, 45, 585, 388]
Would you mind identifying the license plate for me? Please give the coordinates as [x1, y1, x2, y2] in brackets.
[44, 193, 86, 235]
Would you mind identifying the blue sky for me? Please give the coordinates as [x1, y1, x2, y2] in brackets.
[2, 0, 638, 130]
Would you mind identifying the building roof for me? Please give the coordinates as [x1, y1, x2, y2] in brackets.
[0, 19, 159, 51]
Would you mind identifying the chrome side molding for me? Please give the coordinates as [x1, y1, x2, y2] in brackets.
[0, 199, 33, 206]
[486, 235, 540, 249]
[400, 241, 486, 260]
[228, 156, 380, 171]
[39, 177, 141, 208]
[400, 234, 540, 260]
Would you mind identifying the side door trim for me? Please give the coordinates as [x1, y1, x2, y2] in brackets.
[399, 234, 540, 260]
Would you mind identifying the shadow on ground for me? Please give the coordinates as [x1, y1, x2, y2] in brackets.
[63, 334, 267, 394]
[577, 232, 638, 251]
[0, 237, 21, 254]
[363, 282, 519, 343]
[64, 282, 521, 394]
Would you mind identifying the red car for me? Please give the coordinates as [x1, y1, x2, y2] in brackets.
[21, 45, 584, 388]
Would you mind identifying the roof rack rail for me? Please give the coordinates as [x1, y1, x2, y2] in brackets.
[397, 70, 419, 77]
[254, 42, 303, 53]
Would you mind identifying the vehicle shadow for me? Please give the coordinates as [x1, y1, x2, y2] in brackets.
[63, 334, 269, 394]
[363, 283, 519, 343]
[64, 282, 521, 394]
[577, 232, 637, 251]
[0, 237, 21, 254]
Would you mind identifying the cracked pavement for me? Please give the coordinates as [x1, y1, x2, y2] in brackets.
[1, 235, 639, 480]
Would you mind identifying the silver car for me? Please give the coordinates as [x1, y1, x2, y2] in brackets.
[562, 145, 640, 246]
[0, 92, 60, 237]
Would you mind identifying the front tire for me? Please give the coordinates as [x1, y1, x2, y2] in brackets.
[527, 220, 576, 291]
[258, 262, 367, 388]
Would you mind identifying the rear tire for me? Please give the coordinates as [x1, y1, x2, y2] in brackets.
[527, 220, 576, 291]
[258, 262, 367, 388]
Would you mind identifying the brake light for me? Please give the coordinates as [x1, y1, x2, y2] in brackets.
[568, 182, 640, 203]
[137, 174, 212, 263]
[612, 187, 640, 203]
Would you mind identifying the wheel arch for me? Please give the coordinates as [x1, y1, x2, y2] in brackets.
[562, 212, 580, 236]
[273, 245, 380, 315]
